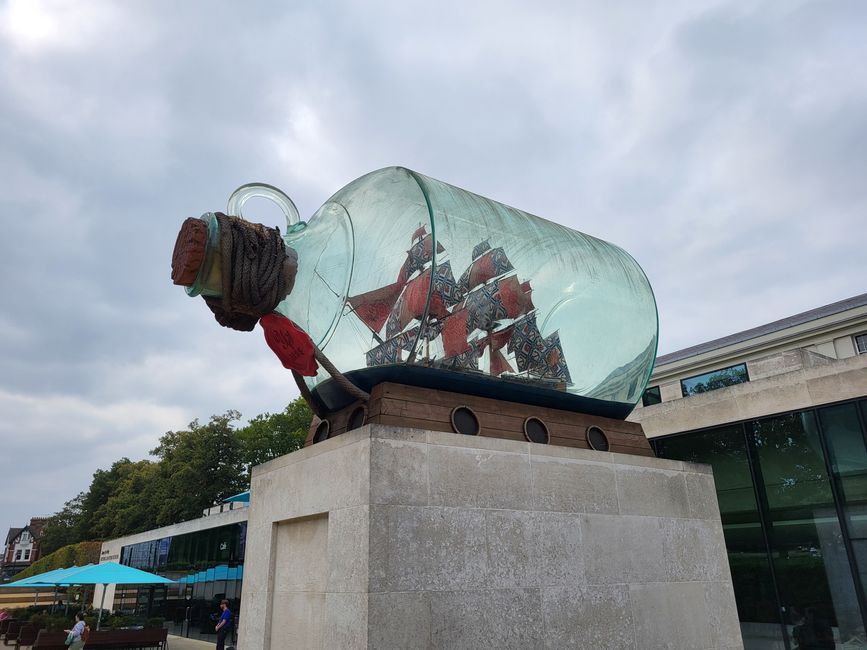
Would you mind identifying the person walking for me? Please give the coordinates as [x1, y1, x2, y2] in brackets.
[64, 611, 87, 650]
[214, 599, 233, 650]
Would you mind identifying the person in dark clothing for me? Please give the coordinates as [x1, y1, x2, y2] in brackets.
[214, 599, 233, 650]
[792, 607, 835, 649]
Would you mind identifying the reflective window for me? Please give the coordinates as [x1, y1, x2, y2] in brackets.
[855, 334, 867, 355]
[119, 522, 245, 643]
[641, 385, 661, 407]
[819, 402, 867, 618]
[750, 411, 864, 647]
[681, 363, 749, 397]
[655, 425, 786, 648]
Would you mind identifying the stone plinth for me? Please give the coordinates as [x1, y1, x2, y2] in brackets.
[238, 424, 743, 650]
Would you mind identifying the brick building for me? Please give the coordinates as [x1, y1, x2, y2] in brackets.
[1, 517, 48, 581]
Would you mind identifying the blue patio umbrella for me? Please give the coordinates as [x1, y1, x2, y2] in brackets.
[0, 565, 94, 608]
[54, 562, 175, 630]
[223, 491, 249, 503]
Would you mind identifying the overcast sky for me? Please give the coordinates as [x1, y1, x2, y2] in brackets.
[1, 0, 865, 533]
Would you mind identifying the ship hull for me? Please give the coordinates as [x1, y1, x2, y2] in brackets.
[310, 365, 634, 420]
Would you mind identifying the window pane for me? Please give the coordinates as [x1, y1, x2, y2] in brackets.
[681, 363, 749, 397]
[819, 402, 867, 610]
[655, 426, 785, 648]
[855, 334, 867, 355]
[641, 385, 661, 407]
[751, 411, 864, 646]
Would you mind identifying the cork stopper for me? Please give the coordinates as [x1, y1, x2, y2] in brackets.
[171, 217, 209, 286]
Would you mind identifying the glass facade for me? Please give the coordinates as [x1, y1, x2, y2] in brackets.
[654, 398, 867, 650]
[117, 522, 246, 643]
[680, 362, 749, 397]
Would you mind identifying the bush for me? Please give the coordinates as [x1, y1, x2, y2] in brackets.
[104, 614, 133, 630]
[145, 617, 165, 629]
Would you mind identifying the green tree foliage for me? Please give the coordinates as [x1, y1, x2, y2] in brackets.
[90, 460, 162, 539]
[236, 399, 311, 475]
[34, 398, 313, 549]
[151, 410, 248, 527]
[39, 493, 86, 555]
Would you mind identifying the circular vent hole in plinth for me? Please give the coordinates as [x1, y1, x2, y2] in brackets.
[586, 426, 609, 451]
[347, 406, 367, 431]
[450, 406, 480, 436]
[313, 420, 331, 443]
[523, 417, 550, 444]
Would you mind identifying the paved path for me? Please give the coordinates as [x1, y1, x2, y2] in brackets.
[167, 634, 217, 649]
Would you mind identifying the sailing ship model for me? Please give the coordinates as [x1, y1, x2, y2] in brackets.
[347, 227, 572, 389]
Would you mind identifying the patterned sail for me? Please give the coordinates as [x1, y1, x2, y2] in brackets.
[360, 233, 570, 386]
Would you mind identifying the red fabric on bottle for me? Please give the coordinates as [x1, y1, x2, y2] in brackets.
[259, 313, 319, 376]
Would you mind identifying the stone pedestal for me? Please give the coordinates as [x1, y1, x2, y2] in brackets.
[238, 424, 743, 650]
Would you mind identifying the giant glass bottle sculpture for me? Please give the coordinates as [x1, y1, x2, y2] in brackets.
[177, 167, 658, 418]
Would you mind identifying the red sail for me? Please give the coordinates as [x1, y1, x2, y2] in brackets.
[494, 275, 534, 318]
[391, 267, 451, 333]
[490, 348, 514, 376]
[483, 324, 515, 352]
[397, 234, 445, 284]
[459, 247, 514, 293]
[348, 281, 405, 333]
[441, 308, 471, 357]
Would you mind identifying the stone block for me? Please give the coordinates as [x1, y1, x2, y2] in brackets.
[685, 472, 722, 520]
[541, 584, 635, 649]
[427, 429, 529, 453]
[327, 506, 369, 592]
[324, 592, 368, 650]
[531, 455, 619, 514]
[429, 588, 543, 649]
[428, 445, 533, 510]
[704, 581, 744, 649]
[273, 515, 329, 592]
[368, 592, 431, 650]
[369, 437, 429, 506]
[377, 505, 489, 591]
[629, 582, 713, 650]
[661, 518, 729, 582]
[269, 592, 325, 649]
[582, 514, 665, 584]
[484, 510, 539, 588]
[537, 512, 585, 587]
[616, 465, 690, 518]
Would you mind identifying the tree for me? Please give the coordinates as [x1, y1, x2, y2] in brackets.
[151, 410, 248, 527]
[236, 397, 312, 475]
[91, 460, 162, 539]
[35, 400, 314, 545]
[39, 493, 86, 555]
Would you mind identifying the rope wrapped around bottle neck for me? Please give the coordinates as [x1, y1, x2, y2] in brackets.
[203, 212, 369, 404]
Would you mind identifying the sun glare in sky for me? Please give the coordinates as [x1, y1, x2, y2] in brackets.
[1, 0, 62, 50]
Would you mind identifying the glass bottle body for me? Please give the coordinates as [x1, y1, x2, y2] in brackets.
[274, 167, 658, 418]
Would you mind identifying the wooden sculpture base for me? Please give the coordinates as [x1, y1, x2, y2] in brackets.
[305, 382, 653, 457]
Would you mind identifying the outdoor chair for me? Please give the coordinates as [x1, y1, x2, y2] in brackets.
[14, 624, 38, 649]
[3, 621, 20, 646]
[0, 620, 11, 638]
[30, 631, 66, 650]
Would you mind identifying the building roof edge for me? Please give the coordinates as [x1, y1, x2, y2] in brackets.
[656, 293, 867, 367]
